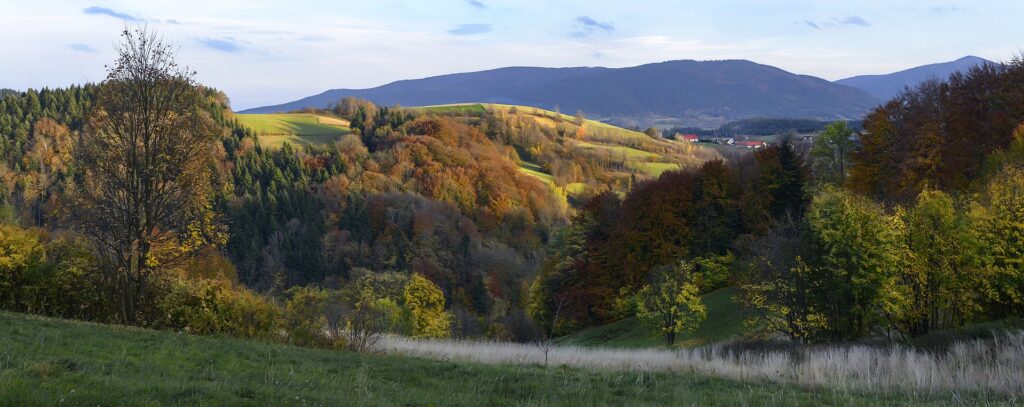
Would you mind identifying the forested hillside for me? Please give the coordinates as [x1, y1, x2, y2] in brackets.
[529, 56, 1024, 343]
[0, 83, 715, 338]
[850, 59, 1024, 202]
[2, 29, 1022, 352]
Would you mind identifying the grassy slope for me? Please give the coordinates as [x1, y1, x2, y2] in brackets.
[518, 161, 556, 186]
[235, 113, 350, 148]
[415, 103, 698, 177]
[0, 312, 969, 406]
[558, 287, 751, 348]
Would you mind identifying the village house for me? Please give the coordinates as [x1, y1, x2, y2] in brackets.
[676, 134, 699, 143]
[737, 140, 768, 149]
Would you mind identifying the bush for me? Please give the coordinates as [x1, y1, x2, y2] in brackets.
[0, 225, 49, 311]
[280, 284, 404, 350]
[0, 226, 104, 320]
[280, 286, 333, 347]
[152, 276, 279, 339]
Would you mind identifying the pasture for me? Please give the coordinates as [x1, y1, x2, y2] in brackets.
[559, 287, 750, 348]
[0, 311, 998, 406]
[234, 113, 350, 148]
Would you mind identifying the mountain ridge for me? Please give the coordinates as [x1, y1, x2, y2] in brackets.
[241, 59, 879, 128]
[835, 56, 994, 100]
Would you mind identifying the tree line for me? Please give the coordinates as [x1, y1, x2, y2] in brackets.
[530, 56, 1024, 344]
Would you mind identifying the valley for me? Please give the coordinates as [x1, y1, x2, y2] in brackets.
[1, 7, 1022, 405]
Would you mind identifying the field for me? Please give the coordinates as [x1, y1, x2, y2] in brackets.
[558, 287, 750, 348]
[0, 312, 999, 406]
[415, 103, 718, 188]
[234, 113, 350, 148]
[518, 160, 556, 186]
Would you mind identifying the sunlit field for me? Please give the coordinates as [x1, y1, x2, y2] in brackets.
[235, 113, 350, 148]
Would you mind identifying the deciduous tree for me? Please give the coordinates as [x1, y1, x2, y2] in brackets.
[634, 261, 706, 346]
[404, 273, 452, 338]
[73, 28, 222, 324]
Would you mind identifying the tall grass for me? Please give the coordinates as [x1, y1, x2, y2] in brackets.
[380, 331, 1024, 397]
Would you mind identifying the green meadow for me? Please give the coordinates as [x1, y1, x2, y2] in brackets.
[235, 113, 350, 148]
[0, 311, 976, 406]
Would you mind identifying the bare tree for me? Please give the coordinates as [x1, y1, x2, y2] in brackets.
[324, 288, 392, 352]
[73, 28, 220, 324]
[535, 293, 568, 367]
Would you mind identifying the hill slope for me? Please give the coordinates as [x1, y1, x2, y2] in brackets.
[557, 287, 750, 348]
[0, 311, 938, 406]
[409, 103, 721, 198]
[234, 113, 350, 148]
[835, 56, 994, 100]
[241, 60, 879, 127]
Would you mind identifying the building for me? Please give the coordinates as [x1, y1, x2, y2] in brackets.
[737, 141, 768, 149]
[677, 134, 699, 143]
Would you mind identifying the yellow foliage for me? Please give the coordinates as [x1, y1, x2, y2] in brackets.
[403, 274, 451, 339]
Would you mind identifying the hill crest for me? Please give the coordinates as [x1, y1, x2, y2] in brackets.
[835, 56, 995, 100]
[240, 59, 878, 128]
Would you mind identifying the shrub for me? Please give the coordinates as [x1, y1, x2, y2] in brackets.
[152, 276, 279, 339]
[0, 226, 103, 320]
[281, 286, 332, 347]
[0, 225, 49, 311]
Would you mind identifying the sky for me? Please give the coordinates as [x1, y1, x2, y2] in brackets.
[1, 0, 1022, 110]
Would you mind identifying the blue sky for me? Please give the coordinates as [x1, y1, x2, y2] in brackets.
[1, 0, 1022, 110]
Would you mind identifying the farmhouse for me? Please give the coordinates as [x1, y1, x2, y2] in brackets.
[737, 141, 768, 149]
[701, 137, 735, 145]
[676, 134, 699, 143]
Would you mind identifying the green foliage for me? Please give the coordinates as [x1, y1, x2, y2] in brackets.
[810, 121, 855, 186]
[804, 187, 907, 340]
[691, 253, 735, 292]
[559, 287, 749, 348]
[895, 189, 978, 336]
[0, 225, 103, 320]
[969, 165, 1024, 316]
[153, 277, 279, 339]
[0, 225, 47, 310]
[404, 274, 452, 338]
[634, 262, 707, 346]
[281, 286, 332, 347]
[742, 256, 828, 342]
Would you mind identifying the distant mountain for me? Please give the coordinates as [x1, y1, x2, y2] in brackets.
[835, 56, 994, 101]
[241, 60, 879, 127]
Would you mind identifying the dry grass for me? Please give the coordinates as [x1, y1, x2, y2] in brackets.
[380, 331, 1024, 397]
[316, 115, 350, 126]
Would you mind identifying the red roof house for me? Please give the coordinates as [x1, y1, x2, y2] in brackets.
[677, 134, 699, 143]
[738, 141, 767, 149]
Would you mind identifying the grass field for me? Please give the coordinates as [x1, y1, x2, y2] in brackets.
[518, 161, 556, 185]
[0, 312, 978, 406]
[633, 162, 681, 177]
[558, 287, 750, 348]
[573, 140, 661, 160]
[411, 103, 488, 115]
[235, 113, 350, 148]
